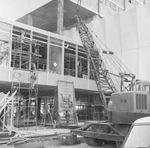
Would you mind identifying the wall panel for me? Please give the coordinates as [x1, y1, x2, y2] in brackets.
[139, 47, 150, 81]
[105, 13, 121, 52]
[136, 4, 150, 47]
[120, 7, 138, 51]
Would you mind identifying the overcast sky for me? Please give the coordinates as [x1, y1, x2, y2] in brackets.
[0, 0, 52, 20]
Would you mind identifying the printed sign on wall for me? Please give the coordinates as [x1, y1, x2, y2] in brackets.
[57, 80, 78, 125]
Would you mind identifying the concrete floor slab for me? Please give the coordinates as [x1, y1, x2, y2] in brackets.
[16, 126, 71, 138]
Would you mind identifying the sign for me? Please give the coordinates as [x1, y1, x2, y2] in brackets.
[57, 80, 78, 125]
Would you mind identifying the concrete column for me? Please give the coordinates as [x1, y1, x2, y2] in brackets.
[61, 40, 64, 75]
[47, 35, 50, 72]
[87, 50, 90, 79]
[27, 14, 33, 26]
[98, 0, 100, 15]
[75, 45, 78, 77]
[124, 0, 126, 11]
[28, 15, 33, 70]
[9, 22, 13, 68]
[57, 0, 64, 35]
[29, 31, 33, 70]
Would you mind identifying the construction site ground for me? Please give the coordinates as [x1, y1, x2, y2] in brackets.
[2, 143, 116, 148]
[55, 143, 116, 148]
[0, 126, 116, 148]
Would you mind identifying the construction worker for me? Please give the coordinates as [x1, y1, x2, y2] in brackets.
[73, 111, 78, 124]
[30, 72, 37, 89]
[20, 30, 26, 43]
[65, 110, 70, 125]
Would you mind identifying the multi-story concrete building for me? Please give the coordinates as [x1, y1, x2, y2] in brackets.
[0, 0, 150, 128]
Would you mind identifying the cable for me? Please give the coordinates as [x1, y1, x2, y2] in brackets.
[77, 0, 81, 16]
[93, 34, 124, 74]
[88, 25, 134, 75]
[75, 2, 126, 74]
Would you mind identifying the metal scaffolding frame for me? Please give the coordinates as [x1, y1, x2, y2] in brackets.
[11, 30, 39, 129]
[40, 98, 54, 127]
[0, 91, 17, 134]
[64, 42, 88, 79]
[0, 40, 9, 65]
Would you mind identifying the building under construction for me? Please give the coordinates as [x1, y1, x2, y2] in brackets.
[0, 0, 150, 135]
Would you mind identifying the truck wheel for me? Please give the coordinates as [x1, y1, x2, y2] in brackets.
[84, 137, 103, 146]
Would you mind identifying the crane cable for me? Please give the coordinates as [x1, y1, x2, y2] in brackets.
[87, 24, 136, 91]
[77, 0, 81, 15]
[89, 27, 126, 72]
[93, 37, 123, 74]
[75, 1, 135, 92]
[88, 25, 133, 75]
[75, 1, 133, 76]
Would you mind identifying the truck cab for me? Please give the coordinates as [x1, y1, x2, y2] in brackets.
[122, 116, 150, 148]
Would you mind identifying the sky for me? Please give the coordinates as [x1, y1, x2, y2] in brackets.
[0, 0, 52, 20]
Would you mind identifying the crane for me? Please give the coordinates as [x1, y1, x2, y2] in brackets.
[75, 14, 135, 119]
[71, 10, 150, 148]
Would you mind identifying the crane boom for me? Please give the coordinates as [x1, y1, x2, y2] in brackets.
[76, 15, 117, 117]
[75, 15, 136, 113]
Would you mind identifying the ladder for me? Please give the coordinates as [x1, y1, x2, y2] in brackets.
[41, 100, 53, 127]
[76, 15, 116, 119]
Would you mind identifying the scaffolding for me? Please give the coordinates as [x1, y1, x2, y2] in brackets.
[11, 30, 39, 129]
[0, 91, 17, 134]
[64, 42, 88, 78]
[0, 40, 9, 65]
[41, 98, 54, 127]
[75, 94, 103, 121]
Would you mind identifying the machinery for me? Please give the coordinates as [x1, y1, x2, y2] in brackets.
[72, 80, 150, 147]
[71, 14, 150, 148]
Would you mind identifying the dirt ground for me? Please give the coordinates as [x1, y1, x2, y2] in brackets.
[1, 142, 116, 148]
[0, 127, 116, 148]
[45, 143, 116, 148]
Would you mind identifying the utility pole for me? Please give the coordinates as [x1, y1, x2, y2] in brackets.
[57, 0, 64, 35]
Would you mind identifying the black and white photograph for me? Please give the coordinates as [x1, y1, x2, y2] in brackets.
[0, 0, 149, 148]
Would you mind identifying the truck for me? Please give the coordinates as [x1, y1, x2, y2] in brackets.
[72, 80, 150, 147]
[71, 14, 150, 148]
[121, 116, 150, 148]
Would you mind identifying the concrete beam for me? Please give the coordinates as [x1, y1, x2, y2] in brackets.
[57, 0, 64, 35]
